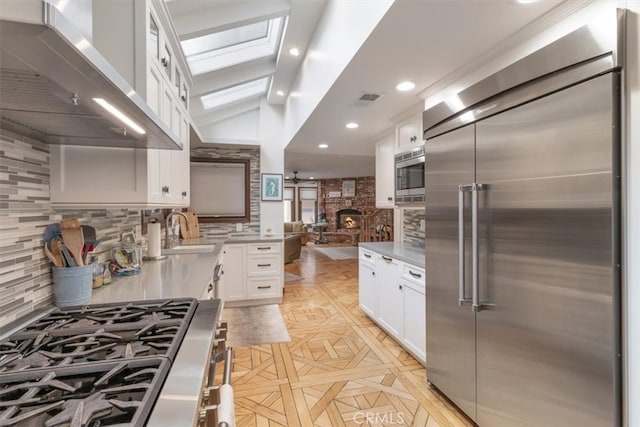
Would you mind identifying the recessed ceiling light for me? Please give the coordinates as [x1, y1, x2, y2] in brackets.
[288, 47, 300, 56]
[309, 176, 314, 179]
[285, 176, 290, 179]
[318, 143, 328, 149]
[345, 122, 359, 129]
[276, 90, 285, 96]
[396, 81, 416, 92]
[515, 0, 539, 3]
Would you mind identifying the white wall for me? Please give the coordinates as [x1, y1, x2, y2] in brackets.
[259, 98, 285, 236]
[199, 109, 260, 144]
[282, 0, 393, 146]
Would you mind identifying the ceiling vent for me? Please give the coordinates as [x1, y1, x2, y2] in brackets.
[358, 93, 381, 102]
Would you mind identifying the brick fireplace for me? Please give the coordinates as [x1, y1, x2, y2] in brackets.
[336, 209, 362, 230]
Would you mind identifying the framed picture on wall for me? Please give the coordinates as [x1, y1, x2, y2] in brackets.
[342, 179, 356, 197]
[261, 173, 283, 201]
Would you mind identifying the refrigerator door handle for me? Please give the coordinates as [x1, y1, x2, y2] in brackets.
[472, 183, 487, 312]
[458, 184, 473, 305]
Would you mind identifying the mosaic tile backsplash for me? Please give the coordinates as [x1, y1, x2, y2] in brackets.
[0, 130, 142, 329]
[403, 208, 425, 246]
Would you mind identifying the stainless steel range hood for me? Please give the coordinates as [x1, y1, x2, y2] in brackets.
[0, 2, 182, 150]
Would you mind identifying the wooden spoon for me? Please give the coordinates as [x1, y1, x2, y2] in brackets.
[50, 238, 65, 267]
[60, 218, 84, 266]
[43, 243, 61, 267]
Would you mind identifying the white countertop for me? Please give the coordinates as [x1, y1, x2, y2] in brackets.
[359, 241, 425, 268]
[92, 249, 222, 304]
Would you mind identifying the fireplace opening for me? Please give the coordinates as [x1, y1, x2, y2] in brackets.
[336, 209, 362, 230]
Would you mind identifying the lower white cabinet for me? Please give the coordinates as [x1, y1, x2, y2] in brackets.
[375, 254, 402, 337]
[358, 247, 426, 364]
[358, 249, 377, 317]
[219, 242, 283, 306]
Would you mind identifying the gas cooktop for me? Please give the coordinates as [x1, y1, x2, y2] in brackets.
[0, 298, 198, 426]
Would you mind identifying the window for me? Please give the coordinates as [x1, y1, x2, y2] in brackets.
[283, 186, 317, 224]
[189, 158, 250, 222]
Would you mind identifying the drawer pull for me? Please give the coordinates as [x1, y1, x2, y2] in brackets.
[257, 263, 272, 267]
[364, 253, 372, 258]
[381, 255, 393, 262]
[409, 270, 423, 279]
[257, 285, 272, 289]
[257, 246, 271, 250]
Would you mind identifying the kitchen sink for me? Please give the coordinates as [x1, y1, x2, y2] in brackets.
[162, 244, 216, 255]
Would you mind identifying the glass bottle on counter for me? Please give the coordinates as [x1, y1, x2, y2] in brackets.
[89, 253, 103, 289]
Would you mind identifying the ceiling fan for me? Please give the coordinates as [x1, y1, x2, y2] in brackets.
[288, 171, 315, 184]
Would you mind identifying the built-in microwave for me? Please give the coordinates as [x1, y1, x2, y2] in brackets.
[395, 146, 425, 204]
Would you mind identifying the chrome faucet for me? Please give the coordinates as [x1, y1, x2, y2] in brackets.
[165, 211, 189, 249]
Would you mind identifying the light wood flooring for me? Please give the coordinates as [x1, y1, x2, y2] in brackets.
[228, 244, 473, 427]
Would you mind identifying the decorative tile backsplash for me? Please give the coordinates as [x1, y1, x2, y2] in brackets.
[403, 208, 425, 246]
[0, 130, 142, 329]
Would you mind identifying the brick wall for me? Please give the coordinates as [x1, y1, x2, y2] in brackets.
[318, 177, 393, 239]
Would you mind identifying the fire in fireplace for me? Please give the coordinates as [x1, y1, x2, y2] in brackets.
[337, 209, 362, 230]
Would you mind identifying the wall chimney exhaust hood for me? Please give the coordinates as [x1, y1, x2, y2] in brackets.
[0, 2, 182, 150]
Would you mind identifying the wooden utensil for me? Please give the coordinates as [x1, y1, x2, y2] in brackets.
[60, 218, 84, 266]
[50, 237, 65, 267]
[43, 243, 61, 267]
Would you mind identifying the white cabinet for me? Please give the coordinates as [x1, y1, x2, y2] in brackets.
[375, 254, 402, 337]
[219, 244, 246, 302]
[358, 248, 377, 317]
[358, 246, 426, 364]
[219, 242, 284, 306]
[395, 112, 423, 153]
[50, 0, 191, 208]
[401, 264, 426, 363]
[375, 132, 395, 208]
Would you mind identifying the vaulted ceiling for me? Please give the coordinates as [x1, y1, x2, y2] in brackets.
[166, 0, 570, 180]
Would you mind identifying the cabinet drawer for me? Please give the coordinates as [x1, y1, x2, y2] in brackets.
[247, 254, 280, 276]
[359, 248, 376, 267]
[247, 243, 281, 254]
[247, 276, 282, 298]
[402, 263, 425, 288]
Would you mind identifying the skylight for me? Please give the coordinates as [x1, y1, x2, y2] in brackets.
[200, 77, 270, 110]
[181, 21, 269, 57]
[183, 17, 284, 76]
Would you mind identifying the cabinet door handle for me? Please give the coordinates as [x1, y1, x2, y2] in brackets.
[257, 285, 272, 289]
[161, 57, 169, 67]
[257, 263, 271, 267]
[182, 191, 187, 197]
[257, 247, 271, 250]
[381, 255, 393, 262]
[372, 271, 375, 276]
[181, 94, 187, 101]
[162, 185, 169, 193]
[399, 285, 403, 290]
[409, 270, 422, 279]
[364, 253, 371, 259]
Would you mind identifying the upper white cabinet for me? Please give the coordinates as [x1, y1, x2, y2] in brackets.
[375, 132, 395, 208]
[395, 112, 423, 153]
[51, 0, 191, 208]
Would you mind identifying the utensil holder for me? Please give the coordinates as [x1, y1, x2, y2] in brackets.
[52, 265, 92, 307]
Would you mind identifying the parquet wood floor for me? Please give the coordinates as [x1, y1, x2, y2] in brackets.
[229, 244, 473, 427]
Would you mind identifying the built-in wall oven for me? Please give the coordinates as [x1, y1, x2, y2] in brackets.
[395, 146, 425, 204]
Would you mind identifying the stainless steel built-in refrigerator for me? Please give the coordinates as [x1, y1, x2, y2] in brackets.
[424, 24, 621, 427]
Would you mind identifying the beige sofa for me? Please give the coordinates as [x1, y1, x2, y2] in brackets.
[284, 221, 308, 264]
